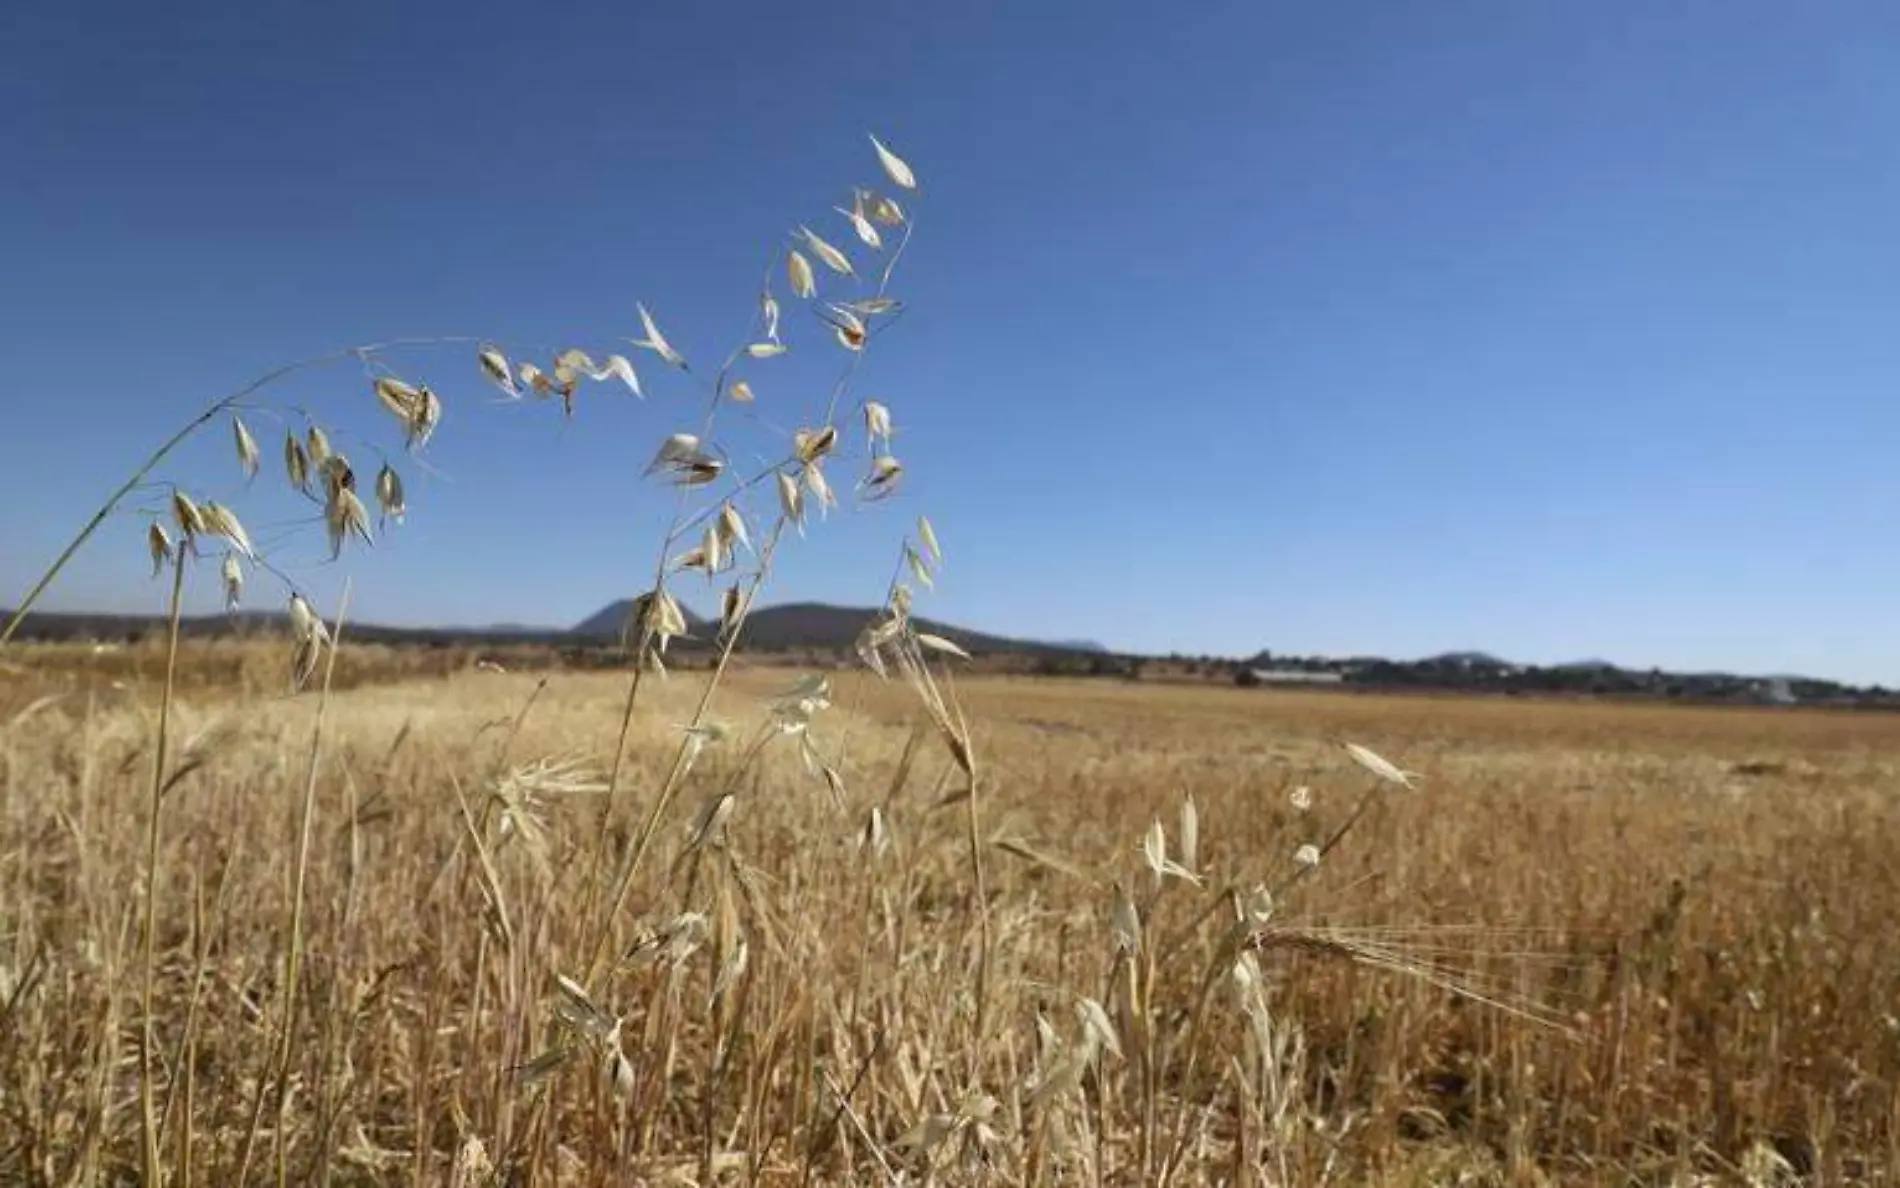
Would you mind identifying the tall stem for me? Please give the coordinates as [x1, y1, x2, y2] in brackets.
[273, 584, 350, 1188]
[582, 518, 790, 984]
[140, 545, 188, 1186]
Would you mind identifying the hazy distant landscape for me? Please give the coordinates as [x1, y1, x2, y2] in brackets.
[6, 598, 1889, 709]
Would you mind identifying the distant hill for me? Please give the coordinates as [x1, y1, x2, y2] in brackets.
[0, 607, 572, 647]
[7, 603, 1888, 708]
[1422, 650, 1510, 667]
[1054, 639, 1110, 654]
[1, 599, 1101, 660]
[571, 598, 1098, 658]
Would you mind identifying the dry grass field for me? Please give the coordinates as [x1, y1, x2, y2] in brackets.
[3, 642, 1897, 1185]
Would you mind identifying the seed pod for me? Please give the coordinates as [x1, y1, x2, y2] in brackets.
[200, 502, 255, 559]
[799, 226, 854, 276]
[861, 456, 903, 500]
[793, 426, 837, 464]
[232, 416, 260, 480]
[170, 491, 206, 538]
[633, 303, 686, 368]
[478, 344, 518, 397]
[284, 434, 311, 493]
[326, 486, 374, 557]
[716, 503, 750, 554]
[788, 250, 816, 299]
[220, 554, 244, 612]
[147, 522, 173, 577]
[870, 133, 918, 190]
[803, 463, 835, 517]
[863, 401, 893, 449]
[375, 463, 405, 524]
[776, 471, 804, 532]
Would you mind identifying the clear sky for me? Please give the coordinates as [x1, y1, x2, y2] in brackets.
[4, 1, 1900, 682]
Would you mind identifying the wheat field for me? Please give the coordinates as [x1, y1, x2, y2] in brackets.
[3, 643, 1895, 1186]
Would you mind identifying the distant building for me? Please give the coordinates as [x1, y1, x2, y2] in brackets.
[1243, 668, 1345, 686]
[1755, 678, 1798, 706]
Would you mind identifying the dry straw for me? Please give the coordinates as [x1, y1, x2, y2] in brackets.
[0, 133, 1625, 1185]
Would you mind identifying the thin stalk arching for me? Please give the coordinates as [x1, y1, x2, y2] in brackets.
[0, 337, 477, 648]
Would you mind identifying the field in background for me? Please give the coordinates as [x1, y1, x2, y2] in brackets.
[3, 641, 1897, 1184]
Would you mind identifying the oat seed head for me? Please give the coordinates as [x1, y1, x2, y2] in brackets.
[915, 632, 970, 660]
[284, 433, 311, 493]
[375, 463, 405, 524]
[199, 502, 254, 560]
[633, 588, 690, 657]
[729, 379, 755, 403]
[905, 546, 934, 590]
[671, 544, 711, 579]
[220, 554, 243, 612]
[860, 455, 903, 500]
[787, 249, 817, 298]
[146, 521, 173, 577]
[838, 195, 883, 249]
[799, 225, 854, 276]
[700, 522, 726, 578]
[633, 302, 687, 369]
[478, 344, 519, 397]
[685, 791, 736, 851]
[325, 485, 374, 558]
[803, 462, 836, 517]
[1076, 996, 1122, 1062]
[170, 490, 206, 539]
[829, 308, 867, 352]
[1141, 819, 1201, 886]
[858, 804, 891, 859]
[648, 430, 700, 465]
[374, 376, 421, 422]
[719, 584, 750, 633]
[518, 361, 550, 396]
[793, 425, 838, 464]
[1294, 843, 1322, 869]
[870, 192, 907, 226]
[231, 416, 260, 480]
[371, 379, 443, 451]
[917, 515, 942, 565]
[287, 593, 330, 690]
[571, 352, 642, 400]
[761, 291, 781, 342]
[869, 133, 919, 190]
[1344, 741, 1418, 788]
[863, 400, 893, 450]
[776, 470, 805, 533]
[717, 503, 751, 554]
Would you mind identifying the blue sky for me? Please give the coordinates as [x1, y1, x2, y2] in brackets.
[5, 1, 1900, 682]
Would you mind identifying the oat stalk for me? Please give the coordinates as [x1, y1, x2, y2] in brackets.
[0, 338, 475, 648]
[138, 542, 188, 1187]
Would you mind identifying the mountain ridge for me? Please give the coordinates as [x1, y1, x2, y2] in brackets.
[1, 601, 1880, 697]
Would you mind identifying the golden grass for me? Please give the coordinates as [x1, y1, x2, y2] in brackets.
[3, 646, 1896, 1184]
